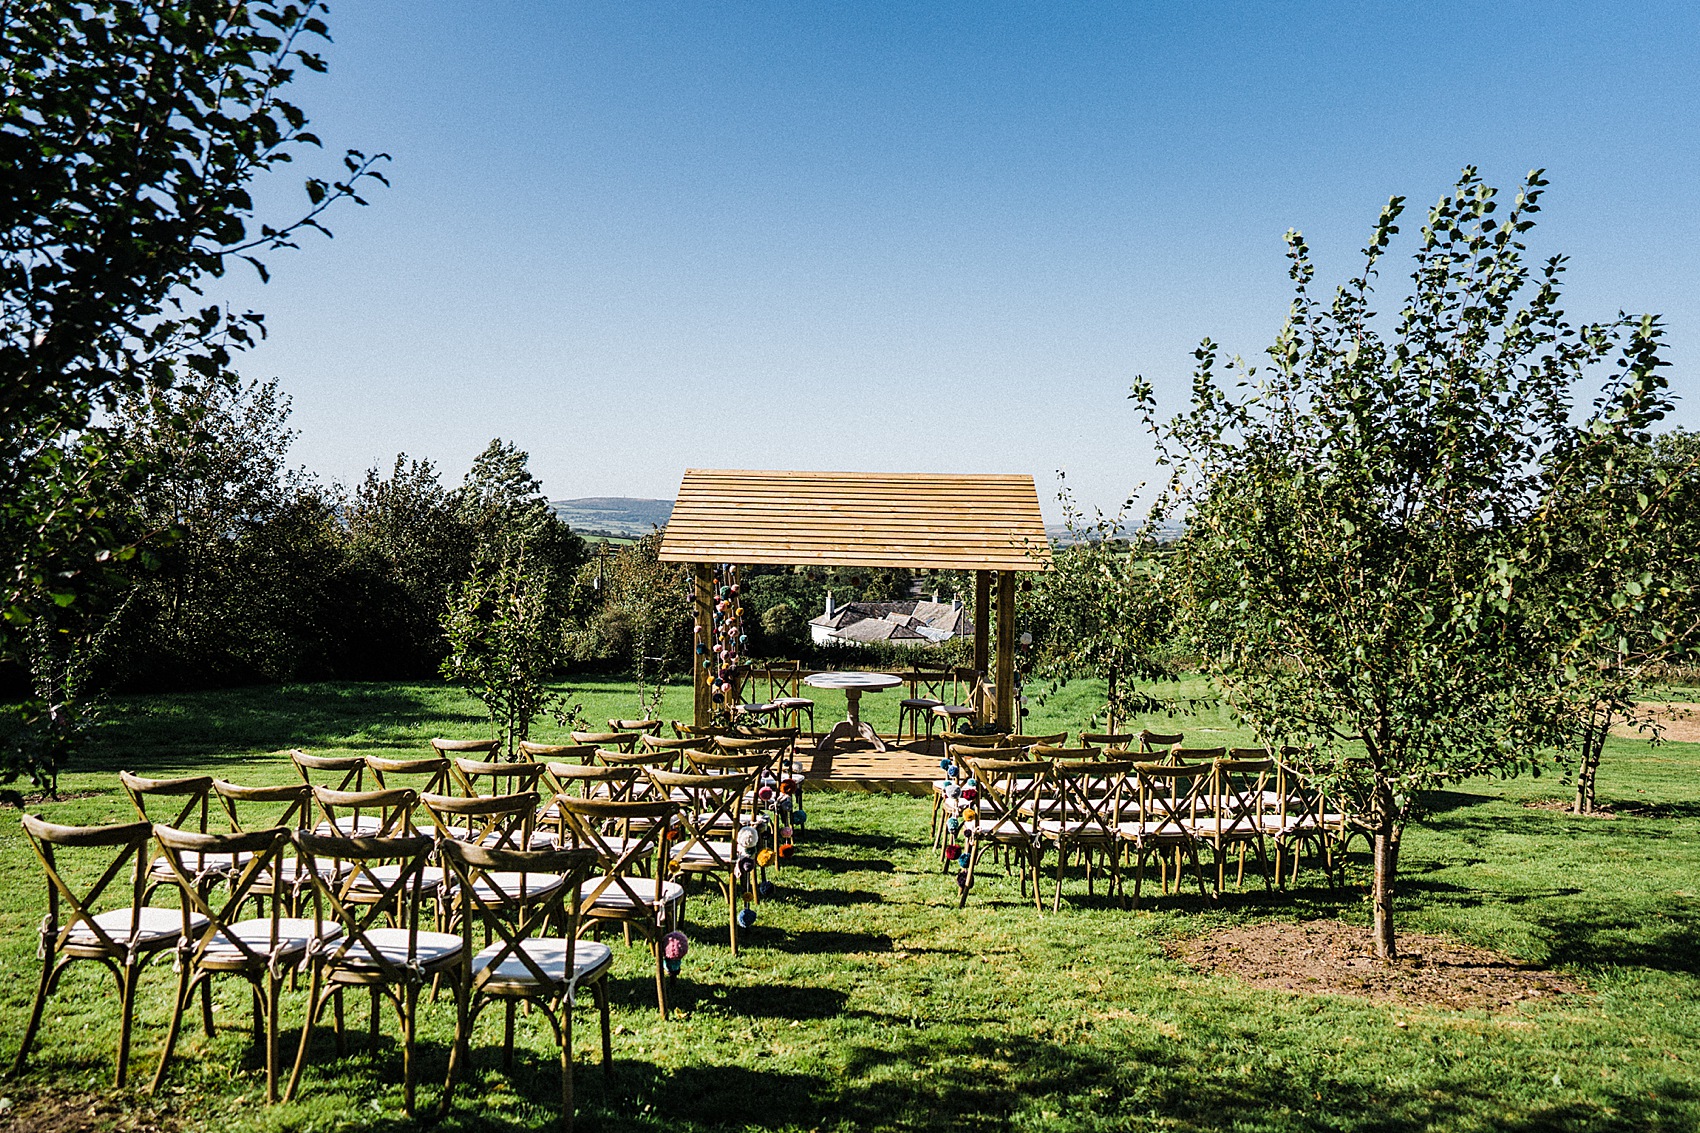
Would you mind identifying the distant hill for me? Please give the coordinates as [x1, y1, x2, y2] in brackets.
[550, 497, 673, 537]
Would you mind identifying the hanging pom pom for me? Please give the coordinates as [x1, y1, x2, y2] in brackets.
[777, 841, 795, 860]
[943, 843, 963, 862]
[738, 906, 757, 929]
[736, 825, 760, 851]
[663, 930, 689, 962]
[756, 880, 776, 899]
[792, 808, 806, 825]
[756, 847, 774, 867]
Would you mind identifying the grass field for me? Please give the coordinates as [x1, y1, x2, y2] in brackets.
[1, 678, 1696, 1132]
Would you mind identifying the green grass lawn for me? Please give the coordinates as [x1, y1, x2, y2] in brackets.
[1, 678, 1696, 1132]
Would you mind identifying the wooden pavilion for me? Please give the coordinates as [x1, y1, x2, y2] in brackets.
[658, 469, 1053, 733]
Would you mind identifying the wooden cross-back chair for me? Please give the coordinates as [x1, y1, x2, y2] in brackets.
[212, 780, 315, 914]
[307, 786, 443, 926]
[1138, 730, 1184, 754]
[1121, 762, 1213, 908]
[13, 816, 201, 1088]
[290, 752, 378, 833]
[418, 789, 539, 852]
[609, 718, 663, 735]
[148, 824, 317, 1102]
[595, 748, 682, 800]
[438, 840, 611, 1132]
[367, 754, 453, 797]
[1008, 732, 1068, 749]
[936, 744, 1027, 847]
[1039, 759, 1132, 911]
[751, 661, 814, 736]
[553, 795, 683, 1017]
[286, 831, 460, 1114]
[1257, 747, 1326, 887]
[1170, 746, 1226, 767]
[118, 771, 228, 900]
[926, 665, 979, 739]
[639, 733, 699, 755]
[670, 720, 715, 740]
[957, 757, 1052, 910]
[1032, 743, 1100, 763]
[647, 768, 756, 955]
[1081, 732, 1134, 750]
[1193, 756, 1274, 894]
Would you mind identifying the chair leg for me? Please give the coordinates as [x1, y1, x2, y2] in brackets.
[149, 966, 195, 1095]
[561, 997, 575, 1133]
[728, 885, 739, 957]
[264, 971, 283, 1104]
[199, 973, 215, 1039]
[596, 980, 612, 1081]
[12, 953, 56, 1077]
[438, 969, 470, 1120]
[284, 968, 325, 1104]
[403, 982, 418, 1116]
[116, 958, 141, 1088]
[503, 999, 517, 1071]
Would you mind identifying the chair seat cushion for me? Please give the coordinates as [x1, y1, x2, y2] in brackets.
[771, 697, 814, 709]
[931, 704, 975, 718]
[472, 938, 614, 989]
[201, 918, 341, 965]
[902, 698, 944, 709]
[345, 863, 443, 895]
[580, 877, 685, 909]
[314, 816, 386, 837]
[1037, 818, 1116, 838]
[334, 927, 462, 970]
[67, 907, 208, 948]
[671, 840, 737, 866]
[465, 871, 566, 905]
[149, 850, 255, 880]
[1119, 820, 1190, 840]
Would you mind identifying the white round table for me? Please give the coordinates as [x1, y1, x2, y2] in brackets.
[804, 671, 903, 755]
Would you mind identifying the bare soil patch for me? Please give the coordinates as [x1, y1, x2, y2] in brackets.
[1613, 701, 1700, 744]
[0, 1086, 181, 1133]
[1171, 920, 1583, 1011]
[1522, 797, 1615, 817]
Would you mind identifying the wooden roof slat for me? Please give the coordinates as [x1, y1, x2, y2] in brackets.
[658, 469, 1052, 571]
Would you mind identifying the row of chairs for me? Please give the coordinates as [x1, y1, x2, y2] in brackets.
[13, 733, 817, 1128]
[935, 733, 1349, 910]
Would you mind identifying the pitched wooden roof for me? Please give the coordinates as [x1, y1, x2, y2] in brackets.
[657, 469, 1052, 571]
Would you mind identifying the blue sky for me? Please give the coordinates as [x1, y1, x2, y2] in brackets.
[216, 1, 1700, 519]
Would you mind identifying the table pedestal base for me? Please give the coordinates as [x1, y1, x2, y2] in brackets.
[816, 720, 886, 757]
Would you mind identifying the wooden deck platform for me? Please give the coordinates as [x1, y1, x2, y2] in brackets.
[799, 736, 941, 796]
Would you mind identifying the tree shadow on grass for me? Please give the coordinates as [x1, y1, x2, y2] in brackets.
[80, 682, 473, 775]
[791, 854, 896, 875]
[1533, 899, 1700, 977]
[567, 1031, 1699, 1133]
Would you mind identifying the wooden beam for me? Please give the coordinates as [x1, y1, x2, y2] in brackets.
[973, 569, 991, 678]
[692, 563, 714, 729]
[996, 570, 1016, 730]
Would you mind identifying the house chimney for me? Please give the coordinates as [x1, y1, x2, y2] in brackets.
[952, 597, 962, 612]
[932, 590, 940, 603]
[825, 591, 835, 619]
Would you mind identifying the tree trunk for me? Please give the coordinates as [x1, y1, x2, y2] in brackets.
[1574, 709, 1609, 815]
[1370, 785, 1401, 963]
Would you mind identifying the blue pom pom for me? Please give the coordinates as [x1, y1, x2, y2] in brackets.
[737, 907, 757, 929]
[792, 809, 806, 825]
[757, 880, 776, 899]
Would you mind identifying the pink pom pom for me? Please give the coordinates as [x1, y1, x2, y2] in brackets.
[663, 930, 689, 961]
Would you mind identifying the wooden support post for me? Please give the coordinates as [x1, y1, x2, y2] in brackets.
[973, 570, 991, 723]
[692, 563, 714, 729]
[995, 570, 1016, 730]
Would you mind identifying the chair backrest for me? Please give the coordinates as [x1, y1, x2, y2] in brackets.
[670, 721, 715, 740]
[1031, 744, 1101, 762]
[709, 734, 788, 760]
[905, 662, 955, 703]
[1080, 732, 1133, 748]
[20, 815, 153, 957]
[290, 749, 367, 793]
[609, 718, 663, 735]
[571, 730, 640, 753]
[553, 795, 677, 913]
[452, 757, 546, 799]
[518, 741, 601, 766]
[1138, 729, 1184, 753]
[961, 757, 1051, 844]
[366, 754, 452, 795]
[541, 761, 639, 803]
[1205, 757, 1272, 834]
[440, 839, 599, 991]
[939, 731, 1006, 748]
[1050, 759, 1134, 839]
[118, 770, 215, 831]
[1132, 761, 1211, 835]
[294, 830, 435, 980]
[1170, 746, 1227, 766]
[638, 733, 699, 754]
[646, 769, 752, 872]
[762, 661, 805, 701]
[310, 785, 420, 838]
[685, 750, 772, 781]
[1009, 732, 1068, 749]
[428, 737, 501, 760]
[153, 825, 293, 968]
[946, 743, 1026, 764]
[213, 780, 312, 832]
[419, 791, 538, 851]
